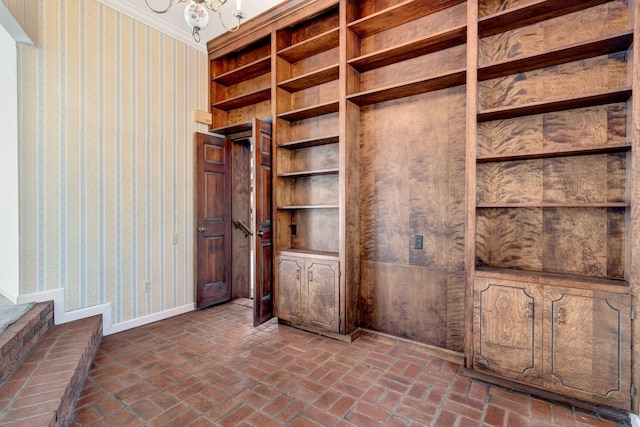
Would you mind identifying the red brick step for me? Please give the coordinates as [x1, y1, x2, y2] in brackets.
[0, 315, 102, 426]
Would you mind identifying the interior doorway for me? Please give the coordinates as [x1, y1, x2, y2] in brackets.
[195, 119, 273, 326]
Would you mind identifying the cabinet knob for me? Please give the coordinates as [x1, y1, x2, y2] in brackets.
[198, 226, 206, 233]
[526, 302, 533, 319]
[296, 270, 299, 281]
[308, 271, 313, 282]
[557, 307, 563, 324]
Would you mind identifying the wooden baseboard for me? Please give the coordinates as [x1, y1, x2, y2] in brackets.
[358, 328, 465, 365]
[464, 369, 631, 424]
[277, 319, 360, 343]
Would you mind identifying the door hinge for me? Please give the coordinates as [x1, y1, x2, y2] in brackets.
[631, 384, 636, 397]
[339, 317, 342, 330]
[471, 288, 474, 297]
[632, 307, 636, 321]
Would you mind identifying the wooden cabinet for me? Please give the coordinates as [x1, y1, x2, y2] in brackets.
[275, 253, 340, 333]
[473, 277, 543, 386]
[474, 275, 632, 411]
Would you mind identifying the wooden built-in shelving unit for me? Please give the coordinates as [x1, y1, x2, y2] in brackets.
[207, 0, 639, 416]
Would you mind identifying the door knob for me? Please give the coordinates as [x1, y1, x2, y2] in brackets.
[198, 226, 206, 233]
[257, 230, 264, 237]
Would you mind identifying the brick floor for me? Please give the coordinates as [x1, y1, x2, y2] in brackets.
[71, 301, 628, 426]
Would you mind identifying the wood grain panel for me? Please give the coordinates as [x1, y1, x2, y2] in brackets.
[286, 114, 340, 142]
[607, 208, 626, 279]
[291, 209, 340, 252]
[359, 261, 449, 347]
[446, 273, 465, 351]
[358, 3, 466, 56]
[358, 46, 466, 93]
[542, 288, 631, 410]
[542, 208, 613, 278]
[277, 144, 339, 174]
[225, 73, 272, 99]
[288, 7, 339, 46]
[291, 48, 340, 77]
[288, 176, 340, 206]
[477, 104, 627, 157]
[476, 208, 544, 271]
[478, 53, 628, 111]
[478, 0, 533, 18]
[477, 160, 543, 204]
[290, 80, 340, 111]
[231, 140, 251, 299]
[479, 1, 628, 65]
[473, 278, 544, 385]
[275, 255, 304, 321]
[224, 101, 272, 127]
[359, 88, 466, 267]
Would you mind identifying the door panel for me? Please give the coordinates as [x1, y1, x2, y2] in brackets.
[473, 278, 543, 385]
[196, 133, 232, 308]
[275, 256, 304, 322]
[306, 260, 340, 332]
[544, 288, 631, 410]
[253, 119, 274, 326]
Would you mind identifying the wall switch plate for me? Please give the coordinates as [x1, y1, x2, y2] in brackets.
[291, 224, 297, 236]
[414, 235, 423, 250]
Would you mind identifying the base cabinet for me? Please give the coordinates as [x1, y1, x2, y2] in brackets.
[473, 276, 632, 411]
[275, 253, 340, 333]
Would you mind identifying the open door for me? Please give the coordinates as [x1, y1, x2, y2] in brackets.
[252, 119, 273, 326]
[195, 133, 232, 308]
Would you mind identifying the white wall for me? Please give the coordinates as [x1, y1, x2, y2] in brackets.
[0, 21, 19, 301]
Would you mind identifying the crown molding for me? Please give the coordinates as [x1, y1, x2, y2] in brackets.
[96, 0, 207, 52]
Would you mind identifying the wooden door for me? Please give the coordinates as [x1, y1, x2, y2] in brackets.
[473, 277, 543, 386]
[306, 259, 340, 333]
[274, 255, 304, 323]
[252, 119, 273, 326]
[196, 133, 232, 308]
[543, 288, 632, 410]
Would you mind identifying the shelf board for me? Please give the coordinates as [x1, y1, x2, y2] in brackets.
[278, 64, 340, 92]
[348, 0, 465, 38]
[277, 135, 339, 150]
[211, 87, 271, 111]
[474, 267, 629, 292]
[478, 31, 633, 81]
[277, 28, 339, 63]
[210, 122, 253, 135]
[347, 69, 466, 107]
[277, 101, 339, 122]
[212, 56, 271, 86]
[477, 88, 632, 122]
[349, 25, 467, 72]
[478, 0, 613, 38]
[277, 205, 339, 210]
[477, 142, 632, 163]
[278, 168, 339, 178]
[476, 202, 629, 208]
[278, 249, 340, 260]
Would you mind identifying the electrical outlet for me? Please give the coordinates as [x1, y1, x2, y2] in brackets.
[291, 224, 297, 236]
[172, 234, 179, 245]
[144, 281, 151, 293]
[414, 235, 424, 250]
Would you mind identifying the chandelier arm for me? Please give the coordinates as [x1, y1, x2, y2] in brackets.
[216, 10, 242, 33]
[144, 0, 175, 14]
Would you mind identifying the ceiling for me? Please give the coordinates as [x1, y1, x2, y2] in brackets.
[97, 0, 286, 52]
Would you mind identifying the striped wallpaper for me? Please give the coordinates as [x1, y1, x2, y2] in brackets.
[17, 0, 209, 323]
[2, 0, 38, 45]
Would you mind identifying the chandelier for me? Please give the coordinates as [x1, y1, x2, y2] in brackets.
[145, 0, 246, 43]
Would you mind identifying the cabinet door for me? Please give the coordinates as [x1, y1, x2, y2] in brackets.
[305, 260, 340, 333]
[473, 277, 543, 385]
[543, 288, 631, 411]
[274, 256, 304, 323]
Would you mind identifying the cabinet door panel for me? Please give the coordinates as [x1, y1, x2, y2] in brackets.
[275, 256, 304, 322]
[543, 288, 631, 410]
[474, 278, 543, 385]
[306, 260, 340, 332]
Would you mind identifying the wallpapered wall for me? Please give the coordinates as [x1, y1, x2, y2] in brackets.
[2, 0, 38, 44]
[17, 0, 209, 323]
